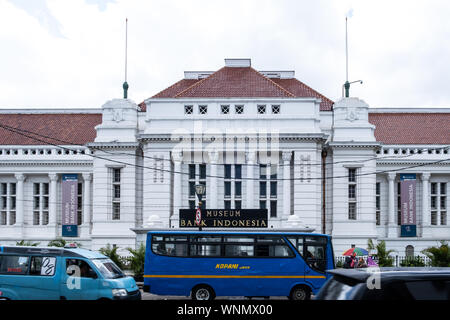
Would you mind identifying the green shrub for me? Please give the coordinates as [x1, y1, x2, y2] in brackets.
[400, 256, 426, 267]
[422, 241, 450, 267]
[99, 244, 126, 270]
[125, 243, 146, 281]
[16, 240, 40, 247]
[368, 239, 395, 267]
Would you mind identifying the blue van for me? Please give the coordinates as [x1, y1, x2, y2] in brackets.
[0, 245, 141, 300]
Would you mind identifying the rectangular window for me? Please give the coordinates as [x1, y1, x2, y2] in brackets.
[235, 200, 242, 209]
[224, 182, 231, 198]
[235, 181, 242, 198]
[199, 105, 208, 115]
[224, 200, 231, 209]
[259, 181, 267, 197]
[271, 105, 280, 114]
[0, 183, 16, 225]
[257, 105, 266, 114]
[235, 105, 244, 114]
[221, 105, 230, 114]
[188, 164, 207, 208]
[224, 165, 231, 179]
[270, 201, 277, 218]
[348, 168, 357, 220]
[431, 182, 447, 226]
[376, 182, 381, 226]
[30, 256, 56, 276]
[112, 168, 121, 220]
[184, 105, 193, 115]
[33, 182, 49, 225]
[77, 183, 83, 225]
[224, 165, 242, 206]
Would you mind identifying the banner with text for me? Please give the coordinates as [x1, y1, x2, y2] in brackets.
[400, 174, 417, 237]
[62, 174, 78, 237]
[179, 209, 268, 228]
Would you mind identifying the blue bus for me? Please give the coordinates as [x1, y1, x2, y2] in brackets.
[143, 230, 335, 300]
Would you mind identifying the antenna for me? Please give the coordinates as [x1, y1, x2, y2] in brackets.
[123, 18, 129, 99]
[343, 10, 362, 98]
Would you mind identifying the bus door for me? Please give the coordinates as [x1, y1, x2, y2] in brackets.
[287, 236, 328, 288]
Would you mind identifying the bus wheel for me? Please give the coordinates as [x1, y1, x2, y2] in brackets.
[191, 285, 215, 301]
[289, 286, 311, 301]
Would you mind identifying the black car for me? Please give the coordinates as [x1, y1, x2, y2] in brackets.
[315, 267, 450, 300]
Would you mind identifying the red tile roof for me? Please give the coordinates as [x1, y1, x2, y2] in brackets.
[0, 113, 102, 146]
[369, 113, 450, 145]
[149, 66, 334, 111]
[271, 78, 334, 111]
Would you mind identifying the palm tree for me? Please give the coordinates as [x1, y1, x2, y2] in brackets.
[422, 241, 450, 267]
[368, 239, 395, 267]
[125, 244, 146, 282]
[47, 238, 82, 248]
[16, 240, 40, 246]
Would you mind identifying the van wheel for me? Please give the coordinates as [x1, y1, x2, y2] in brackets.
[191, 285, 215, 301]
[289, 286, 311, 301]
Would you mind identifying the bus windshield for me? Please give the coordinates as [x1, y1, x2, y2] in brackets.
[91, 258, 125, 279]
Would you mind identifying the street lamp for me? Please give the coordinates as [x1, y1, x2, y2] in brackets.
[195, 184, 206, 231]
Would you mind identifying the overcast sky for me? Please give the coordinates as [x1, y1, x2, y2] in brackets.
[1, 0, 449, 109]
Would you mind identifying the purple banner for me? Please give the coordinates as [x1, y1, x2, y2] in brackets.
[62, 174, 78, 235]
[400, 174, 416, 237]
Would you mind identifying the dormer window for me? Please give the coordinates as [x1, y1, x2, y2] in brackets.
[221, 105, 230, 114]
[184, 105, 193, 115]
[272, 105, 280, 114]
[235, 105, 244, 114]
[199, 105, 208, 115]
[257, 105, 266, 114]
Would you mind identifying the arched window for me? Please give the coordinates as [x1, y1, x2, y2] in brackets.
[405, 245, 414, 257]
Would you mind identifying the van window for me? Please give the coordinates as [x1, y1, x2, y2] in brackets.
[30, 256, 56, 276]
[66, 259, 96, 278]
[0, 255, 29, 274]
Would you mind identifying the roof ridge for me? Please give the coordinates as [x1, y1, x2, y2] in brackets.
[152, 78, 196, 98]
[248, 67, 295, 97]
[174, 67, 225, 98]
[289, 77, 333, 104]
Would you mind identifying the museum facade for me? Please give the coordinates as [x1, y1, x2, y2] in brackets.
[0, 59, 448, 256]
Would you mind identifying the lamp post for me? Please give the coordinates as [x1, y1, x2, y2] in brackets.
[195, 184, 206, 231]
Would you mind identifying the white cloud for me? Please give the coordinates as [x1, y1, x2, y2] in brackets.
[0, 0, 449, 109]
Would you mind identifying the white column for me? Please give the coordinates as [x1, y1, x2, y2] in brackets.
[245, 151, 256, 209]
[14, 174, 25, 226]
[48, 173, 58, 226]
[387, 172, 397, 238]
[172, 151, 183, 216]
[422, 173, 431, 235]
[282, 151, 292, 220]
[208, 150, 219, 209]
[82, 173, 92, 228]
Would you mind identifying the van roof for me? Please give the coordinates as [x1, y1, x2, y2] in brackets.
[0, 246, 106, 259]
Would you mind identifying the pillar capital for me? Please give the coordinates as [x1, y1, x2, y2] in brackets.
[245, 151, 256, 163]
[171, 150, 183, 163]
[49, 173, 59, 182]
[421, 172, 431, 181]
[208, 150, 219, 163]
[387, 172, 396, 181]
[15, 173, 26, 182]
[82, 173, 92, 181]
[282, 151, 292, 162]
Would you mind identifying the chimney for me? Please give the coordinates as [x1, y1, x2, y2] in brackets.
[224, 58, 251, 67]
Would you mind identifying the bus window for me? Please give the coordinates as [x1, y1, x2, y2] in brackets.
[0, 255, 29, 275]
[304, 243, 327, 272]
[151, 235, 189, 257]
[224, 244, 254, 257]
[287, 236, 304, 254]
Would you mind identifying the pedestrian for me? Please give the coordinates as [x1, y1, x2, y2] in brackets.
[350, 252, 357, 268]
[357, 257, 367, 268]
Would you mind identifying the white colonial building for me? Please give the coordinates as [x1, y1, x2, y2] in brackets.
[0, 58, 448, 257]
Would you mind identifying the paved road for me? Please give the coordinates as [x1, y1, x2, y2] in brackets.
[141, 290, 291, 300]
